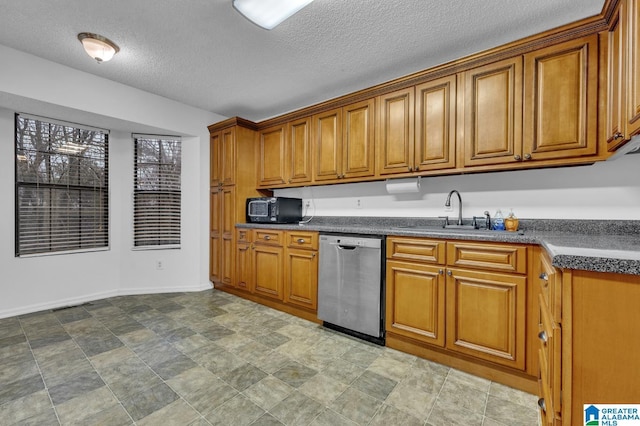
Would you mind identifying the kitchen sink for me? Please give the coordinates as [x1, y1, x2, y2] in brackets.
[390, 225, 524, 235]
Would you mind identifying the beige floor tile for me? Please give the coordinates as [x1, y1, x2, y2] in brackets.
[243, 375, 295, 410]
[298, 373, 349, 405]
[137, 398, 200, 426]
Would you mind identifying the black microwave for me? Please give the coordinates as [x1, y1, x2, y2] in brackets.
[246, 197, 303, 224]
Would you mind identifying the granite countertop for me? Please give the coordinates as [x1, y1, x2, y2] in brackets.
[237, 217, 640, 276]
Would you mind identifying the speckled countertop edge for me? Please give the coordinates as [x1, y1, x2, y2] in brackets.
[237, 217, 640, 276]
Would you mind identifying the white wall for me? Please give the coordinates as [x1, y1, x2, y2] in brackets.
[276, 155, 640, 220]
[0, 45, 224, 318]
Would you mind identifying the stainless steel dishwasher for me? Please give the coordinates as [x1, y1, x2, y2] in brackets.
[317, 233, 384, 345]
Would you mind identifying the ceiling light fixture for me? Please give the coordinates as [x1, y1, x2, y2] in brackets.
[233, 0, 314, 30]
[77, 32, 120, 63]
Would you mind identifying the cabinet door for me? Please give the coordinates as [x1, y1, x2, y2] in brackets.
[386, 260, 445, 347]
[235, 229, 252, 291]
[627, 0, 640, 136]
[313, 108, 342, 181]
[463, 57, 523, 167]
[253, 245, 284, 300]
[606, 2, 627, 151]
[415, 75, 457, 171]
[342, 99, 375, 179]
[377, 88, 415, 175]
[221, 186, 235, 286]
[523, 35, 598, 161]
[446, 268, 526, 370]
[210, 188, 222, 283]
[221, 127, 236, 185]
[257, 125, 286, 187]
[288, 117, 313, 185]
[284, 247, 318, 310]
[210, 132, 222, 187]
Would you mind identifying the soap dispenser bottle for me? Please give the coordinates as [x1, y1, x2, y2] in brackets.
[505, 209, 519, 232]
[493, 209, 505, 231]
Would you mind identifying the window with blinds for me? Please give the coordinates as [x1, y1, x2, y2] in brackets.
[133, 135, 181, 248]
[15, 114, 109, 256]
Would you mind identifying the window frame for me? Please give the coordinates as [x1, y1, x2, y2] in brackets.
[132, 134, 182, 250]
[14, 113, 110, 257]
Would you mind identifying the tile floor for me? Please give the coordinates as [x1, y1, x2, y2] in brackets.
[0, 289, 539, 425]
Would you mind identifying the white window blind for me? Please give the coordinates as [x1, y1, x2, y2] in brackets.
[133, 135, 181, 248]
[15, 114, 109, 256]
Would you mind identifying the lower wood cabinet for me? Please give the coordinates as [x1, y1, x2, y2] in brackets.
[230, 227, 319, 320]
[534, 250, 640, 426]
[386, 236, 534, 392]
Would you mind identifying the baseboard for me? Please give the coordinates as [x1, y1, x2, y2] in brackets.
[0, 281, 213, 319]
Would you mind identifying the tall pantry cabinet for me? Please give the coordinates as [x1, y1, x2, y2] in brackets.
[208, 118, 264, 287]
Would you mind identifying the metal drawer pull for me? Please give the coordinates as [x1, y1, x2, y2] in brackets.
[539, 272, 548, 281]
[263, 235, 271, 240]
[538, 398, 547, 413]
[446, 270, 452, 276]
[297, 238, 305, 244]
[538, 330, 548, 343]
[439, 269, 444, 275]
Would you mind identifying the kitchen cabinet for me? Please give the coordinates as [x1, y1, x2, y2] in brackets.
[284, 231, 319, 310]
[377, 76, 457, 176]
[235, 228, 252, 291]
[627, 0, 640, 138]
[257, 117, 313, 188]
[314, 99, 375, 182]
[252, 229, 285, 301]
[208, 118, 263, 286]
[534, 251, 640, 426]
[386, 238, 446, 347]
[604, 0, 627, 151]
[461, 56, 523, 167]
[523, 35, 599, 162]
[257, 124, 287, 187]
[386, 236, 533, 391]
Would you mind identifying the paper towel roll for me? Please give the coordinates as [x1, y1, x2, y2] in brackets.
[385, 177, 421, 194]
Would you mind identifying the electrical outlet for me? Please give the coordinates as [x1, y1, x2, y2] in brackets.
[305, 200, 311, 208]
[356, 199, 362, 209]
[156, 260, 164, 270]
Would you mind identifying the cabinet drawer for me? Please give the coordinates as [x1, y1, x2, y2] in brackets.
[447, 242, 527, 274]
[286, 231, 318, 250]
[254, 229, 283, 246]
[237, 228, 251, 243]
[387, 237, 446, 264]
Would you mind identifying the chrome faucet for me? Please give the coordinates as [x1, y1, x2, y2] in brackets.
[445, 190, 463, 226]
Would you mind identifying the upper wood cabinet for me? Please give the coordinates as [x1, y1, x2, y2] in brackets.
[415, 75, 457, 172]
[605, 1, 627, 151]
[257, 125, 287, 187]
[626, 0, 640, 138]
[210, 132, 221, 187]
[523, 35, 599, 161]
[377, 87, 415, 175]
[288, 117, 313, 185]
[313, 99, 375, 182]
[257, 118, 313, 188]
[462, 56, 523, 167]
[220, 127, 237, 186]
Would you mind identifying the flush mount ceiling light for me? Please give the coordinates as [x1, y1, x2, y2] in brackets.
[233, 0, 314, 30]
[77, 32, 120, 63]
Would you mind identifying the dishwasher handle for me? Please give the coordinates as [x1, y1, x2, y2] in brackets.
[336, 243, 358, 250]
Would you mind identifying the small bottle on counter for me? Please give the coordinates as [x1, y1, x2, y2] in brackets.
[493, 209, 505, 231]
[504, 209, 519, 232]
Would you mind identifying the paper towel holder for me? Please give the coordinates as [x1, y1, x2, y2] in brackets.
[385, 176, 421, 194]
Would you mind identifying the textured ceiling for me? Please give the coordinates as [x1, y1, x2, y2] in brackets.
[0, 0, 606, 122]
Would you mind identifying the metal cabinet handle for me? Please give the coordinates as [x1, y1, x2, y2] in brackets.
[312, 253, 316, 257]
[524, 153, 532, 160]
[538, 398, 547, 413]
[538, 330, 548, 343]
[539, 272, 548, 281]
[439, 269, 444, 275]
[263, 235, 271, 240]
[297, 238, 305, 244]
[614, 132, 624, 140]
[446, 270, 452, 276]
[514, 154, 521, 160]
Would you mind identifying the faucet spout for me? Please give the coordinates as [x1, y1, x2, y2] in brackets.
[445, 190, 463, 226]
